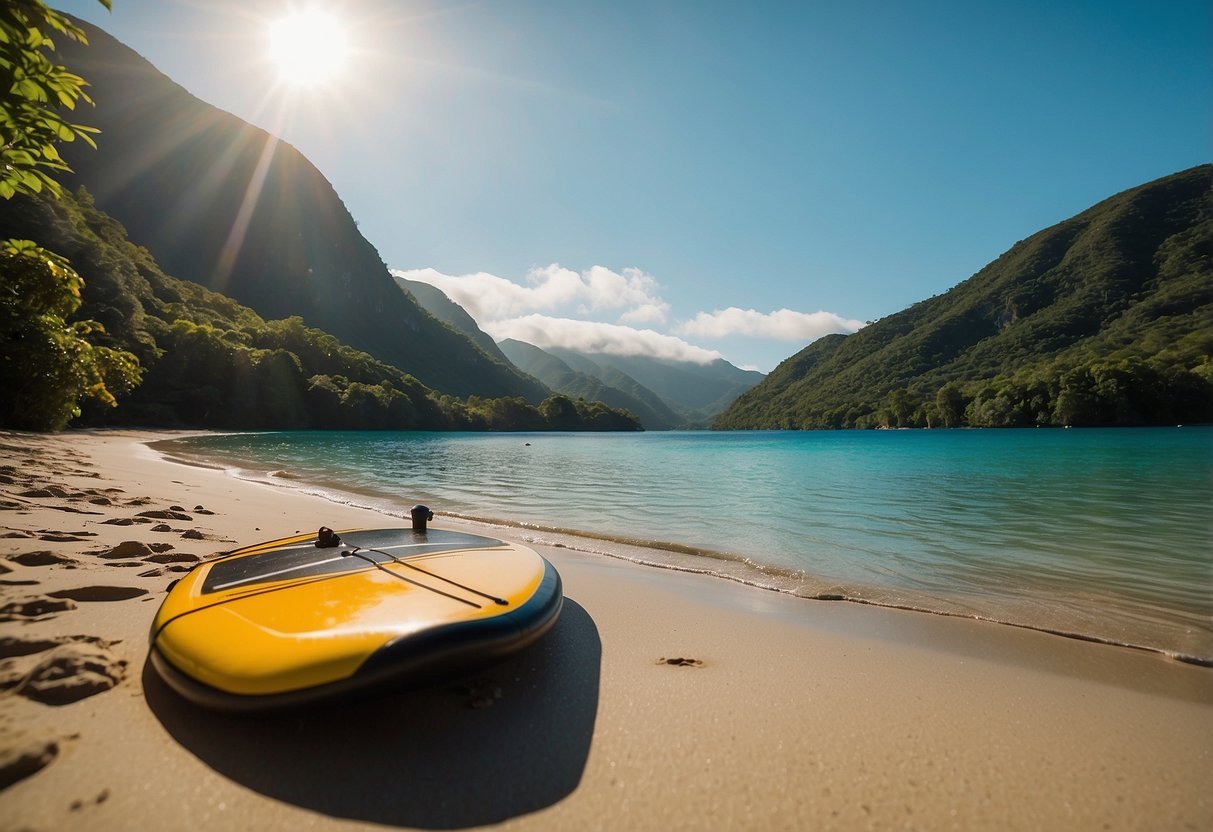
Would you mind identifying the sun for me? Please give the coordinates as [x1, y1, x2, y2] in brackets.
[266, 10, 351, 87]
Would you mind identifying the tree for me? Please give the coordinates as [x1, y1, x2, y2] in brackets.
[934, 382, 968, 428]
[1, 1, 110, 199]
[1, 2, 140, 431]
[0, 239, 140, 430]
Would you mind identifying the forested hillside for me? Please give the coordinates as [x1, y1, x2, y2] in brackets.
[506, 343, 763, 428]
[398, 279, 764, 428]
[393, 276, 513, 365]
[716, 165, 1213, 429]
[499, 339, 684, 430]
[51, 18, 545, 401]
[0, 189, 639, 432]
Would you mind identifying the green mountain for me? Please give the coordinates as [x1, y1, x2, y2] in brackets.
[392, 276, 515, 366]
[542, 347, 764, 427]
[0, 187, 640, 432]
[498, 340, 765, 429]
[51, 19, 545, 402]
[395, 278, 763, 428]
[577, 351, 765, 421]
[716, 165, 1213, 429]
[498, 339, 684, 430]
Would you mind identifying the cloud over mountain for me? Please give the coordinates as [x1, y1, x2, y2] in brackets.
[393, 265, 862, 371]
[484, 315, 722, 364]
[394, 265, 669, 323]
[677, 308, 865, 340]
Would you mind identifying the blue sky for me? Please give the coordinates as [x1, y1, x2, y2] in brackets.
[51, 1, 1211, 372]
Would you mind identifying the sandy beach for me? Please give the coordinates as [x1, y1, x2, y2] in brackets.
[1, 429, 1210, 831]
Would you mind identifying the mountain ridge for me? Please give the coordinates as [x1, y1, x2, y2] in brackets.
[51, 18, 545, 402]
[716, 165, 1213, 429]
[498, 339, 687, 430]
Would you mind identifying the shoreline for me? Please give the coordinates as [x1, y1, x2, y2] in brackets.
[150, 432, 1213, 668]
[2, 429, 1211, 831]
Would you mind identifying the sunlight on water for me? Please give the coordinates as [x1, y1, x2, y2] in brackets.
[159, 427, 1213, 662]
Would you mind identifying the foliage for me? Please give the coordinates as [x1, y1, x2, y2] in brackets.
[715, 166, 1213, 430]
[0, 0, 137, 431]
[0, 239, 140, 430]
[0, 188, 641, 432]
[0, 0, 109, 199]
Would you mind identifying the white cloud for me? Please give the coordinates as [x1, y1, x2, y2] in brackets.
[394, 264, 863, 371]
[486, 315, 722, 365]
[676, 307, 865, 341]
[392, 264, 669, 325]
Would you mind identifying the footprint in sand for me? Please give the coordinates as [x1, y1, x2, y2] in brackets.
[17, 488, 57, 499]
[95, 541, 154, 560]
[0, 636, 114, 692]
[48, 586, 149, 602]
[6, 551, 78, 568]
[0, 595, 77, 622]
[37, 530, 97, 543]
[0, 635, 81, 659]
[138, 509, 193, 522]
[137, 565, 196, 578]
[0, 732, 60, 790]
[143, 552, 199, 565]
[657, 657, 705, 668]
[12, 642, 127, 705]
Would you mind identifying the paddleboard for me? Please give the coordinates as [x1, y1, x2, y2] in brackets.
[149, 527, 562, 712]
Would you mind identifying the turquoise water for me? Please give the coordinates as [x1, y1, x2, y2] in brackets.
[157, 428, 1213, 663]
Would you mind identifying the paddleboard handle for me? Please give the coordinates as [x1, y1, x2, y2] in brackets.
[316, 527, 342, 548]
[411, 505, 434, 534]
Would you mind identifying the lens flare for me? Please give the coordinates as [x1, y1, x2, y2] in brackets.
[267, 10, 350, 87]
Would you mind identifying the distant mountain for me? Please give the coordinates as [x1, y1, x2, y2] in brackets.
[497, 340, 764, 428]
[542, 347, 764, 426]
[51, 19, 545, 402]
[498, 340, 685, 430]
[395, 276, 764, 428]
[571, 351, 765, 418]
[716, 165, 1213, 429]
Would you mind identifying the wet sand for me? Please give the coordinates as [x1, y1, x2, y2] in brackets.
[1, 429, 1210, 831]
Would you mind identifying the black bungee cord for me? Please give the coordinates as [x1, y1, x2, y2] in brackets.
[359, 546, 510, 607]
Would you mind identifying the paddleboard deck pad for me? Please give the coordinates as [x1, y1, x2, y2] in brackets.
[149, 528, 562, 712]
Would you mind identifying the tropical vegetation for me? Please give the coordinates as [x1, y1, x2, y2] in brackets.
[715, 166, 1213, 429]
[0, 189, 639, 431]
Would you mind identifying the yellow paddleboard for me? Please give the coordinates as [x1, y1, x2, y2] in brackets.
[149, 527, 562, 711]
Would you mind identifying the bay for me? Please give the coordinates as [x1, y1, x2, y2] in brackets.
[157, 427, 1213, 663]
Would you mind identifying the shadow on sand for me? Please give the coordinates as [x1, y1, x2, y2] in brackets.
[144, 599, 600, 829]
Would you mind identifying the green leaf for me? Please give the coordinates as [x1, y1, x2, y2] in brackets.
[16, 78, 48, 103]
